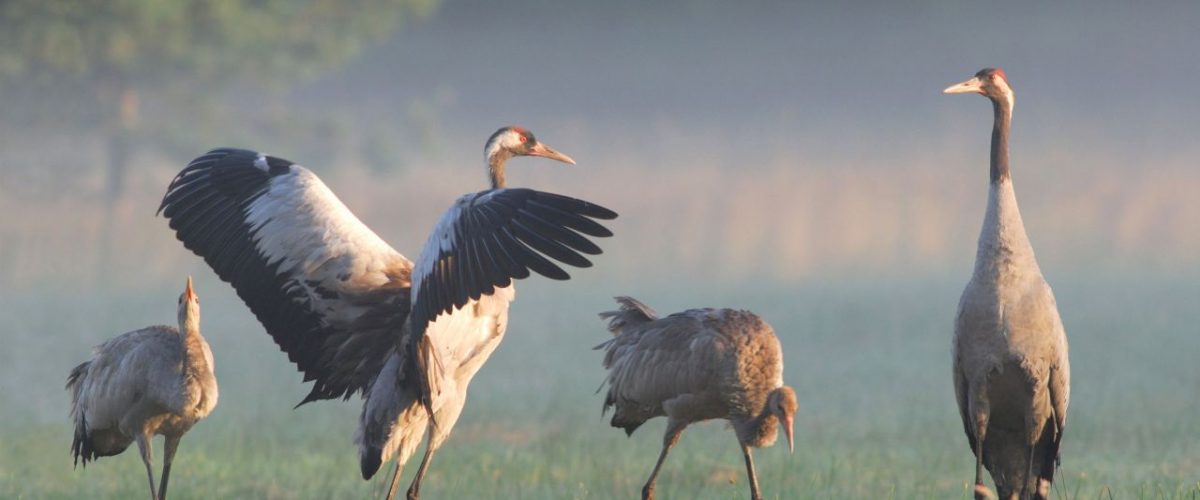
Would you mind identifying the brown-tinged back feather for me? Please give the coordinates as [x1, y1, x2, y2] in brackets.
[595, 298, 784, 436]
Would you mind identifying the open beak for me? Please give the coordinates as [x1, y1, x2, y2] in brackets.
[783, 414, 794, 453]
[943, 76, 983, 94]
[527, 142, 576, 165]
[185, 276, 196, 301]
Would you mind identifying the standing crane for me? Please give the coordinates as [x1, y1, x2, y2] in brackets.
[944, 68, 1071, 500]
[595, 296, 798, 500]
[156, 126, 616, 499]
[66, 277, 218, 500]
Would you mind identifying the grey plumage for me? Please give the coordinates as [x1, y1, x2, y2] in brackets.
[157, 127, 616, 500]
[946, 68, 1071, 500]
[596, 296, 798, 500]
[66, 277, 218, 500]
[355, 288, 511, 500]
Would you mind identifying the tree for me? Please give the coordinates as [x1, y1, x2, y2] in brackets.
[0, 0, 437, 200]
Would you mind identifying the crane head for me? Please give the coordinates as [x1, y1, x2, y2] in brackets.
[484, 126, 576, 166]
[183, 276, 197, 302]
[177, 276, 201, 333]
[770, 386, 798, 453]
[943, 67, 1013, 103]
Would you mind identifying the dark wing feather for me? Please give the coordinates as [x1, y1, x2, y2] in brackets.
[405, 188, 616, 417]
[158, 148, 414, 404]
[408, 188, 617, 341]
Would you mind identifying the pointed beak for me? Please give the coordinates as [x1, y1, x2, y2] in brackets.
[185, 276, 196, 301]
[527, 142, 576, 165]
[783, 414, 794, 453]
[944, 76, 983, 94]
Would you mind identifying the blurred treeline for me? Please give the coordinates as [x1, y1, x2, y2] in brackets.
[0, 1, 1196, 291]
[0, 0, 439, 201]
[0, 0, 445, 288]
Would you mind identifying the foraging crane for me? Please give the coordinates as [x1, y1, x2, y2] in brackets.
[595, 297, 798, 500]
[945, 68, 1071, 500]
[66, 277, 218, 500]
[156, 126, 616, 499]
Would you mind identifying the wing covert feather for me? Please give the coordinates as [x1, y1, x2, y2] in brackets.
[600, 315, 723, 412]
[159, 148, 413, 404]
[409, 188, 616, 340]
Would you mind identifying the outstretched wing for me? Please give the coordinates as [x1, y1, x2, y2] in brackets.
[406, 188, 617, 415]
[409, 188, 617, 339]
[158, 148, 413, 404]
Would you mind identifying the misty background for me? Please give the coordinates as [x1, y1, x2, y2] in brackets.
[2, 0, 1197, 288]
[0, 1, 1197, 497]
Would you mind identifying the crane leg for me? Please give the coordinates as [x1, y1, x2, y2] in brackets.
[642, 421, 686, 500]
[1027, 429, 1036, 498]
[1024, 410, 1052, 500]
[134, 431, 158, 500]
[383, 460, 403, 500]
[971, 397, 991, 500]
[1034, 417, 1062, 500]
[406, 430, 439, 500]
[739, 443, 763, 500]
[158, 435, 181, 500]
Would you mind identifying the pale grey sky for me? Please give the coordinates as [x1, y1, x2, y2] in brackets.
[297, 0, 1200, 168]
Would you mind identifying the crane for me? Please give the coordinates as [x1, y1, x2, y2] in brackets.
[595, 296, 797, 500]
[66, 277, 218, 500]
[945, 68, 1071, 500]
[156, 126, 616, 499]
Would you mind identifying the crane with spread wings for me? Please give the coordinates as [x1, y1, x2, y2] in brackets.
[157, 126, 616, 499]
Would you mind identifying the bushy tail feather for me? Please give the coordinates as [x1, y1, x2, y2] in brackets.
[595, 296, 658, 427]
[70, 414, 95, 468]
[65, 361, 92, 468]
[1036, 420, 1064, 499]
[356, 352, 424, 482]
[360, 444, 383, 480]
[65, 361, 89, 410]
[594, 296, 658, 350]
[407, 334, 443, 430]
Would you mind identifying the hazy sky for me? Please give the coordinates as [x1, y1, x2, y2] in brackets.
[297, 0, 1200, 168]
[1, 1, 1196, 287]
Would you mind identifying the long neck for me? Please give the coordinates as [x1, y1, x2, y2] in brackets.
[975, 95, 1039, 278]
[989, 96, 1012, 183]
[487, 152, 510, 189]
[179, 311, 211, 373]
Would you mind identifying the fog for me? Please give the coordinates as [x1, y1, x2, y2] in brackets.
[0, 5, 1197, 495]
[2, 1, 1197, 291]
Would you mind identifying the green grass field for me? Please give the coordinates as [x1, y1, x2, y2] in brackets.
[1, 273, 1197, 499]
